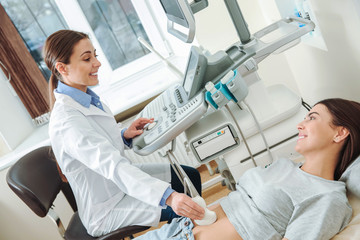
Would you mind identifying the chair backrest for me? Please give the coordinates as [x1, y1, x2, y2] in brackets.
[6, 146, 63, 217]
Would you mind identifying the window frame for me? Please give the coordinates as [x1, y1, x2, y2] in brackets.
[0, 4, 49, 123]
[1, 0, 192, 123]
[54, 0, 175, 86]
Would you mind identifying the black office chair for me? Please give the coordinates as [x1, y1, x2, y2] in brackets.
[6, 146, 149, 240]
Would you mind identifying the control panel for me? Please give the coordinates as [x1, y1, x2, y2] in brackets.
[133, 84, 208, 155]
[133, 46, 209, 155]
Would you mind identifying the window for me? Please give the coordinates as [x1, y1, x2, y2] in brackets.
[0, 4, 49, 124]
[55, 0, 174, 85]
[1, 0, 185, 122]
[0, 0, 67, 81]
[2, 0, 171, 83]
[78, 0, 151, 70]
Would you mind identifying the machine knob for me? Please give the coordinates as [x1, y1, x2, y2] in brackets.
[147, 121, 157, 130]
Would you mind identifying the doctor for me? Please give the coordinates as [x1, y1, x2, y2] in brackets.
[44, 29, 204, 237]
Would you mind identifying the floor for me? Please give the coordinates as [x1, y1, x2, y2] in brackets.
[133, 160, 231, 237]
[198, 160, 232, 205]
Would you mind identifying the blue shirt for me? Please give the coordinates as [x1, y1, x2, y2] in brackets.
[56, 80, 104, 110]
[55, 81, 173, 206]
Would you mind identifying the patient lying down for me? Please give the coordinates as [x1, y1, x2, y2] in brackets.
[134, 98, 360, 240]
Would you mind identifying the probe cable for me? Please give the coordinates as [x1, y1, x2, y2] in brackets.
[225, 104, 257, 167]
[241, 100, 274, 163]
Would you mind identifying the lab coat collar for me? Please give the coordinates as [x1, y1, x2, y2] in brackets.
[56, 81, 92, 108]
[54, 92, 114, 118]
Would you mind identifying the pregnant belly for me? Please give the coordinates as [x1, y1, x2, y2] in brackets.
[192, 203, 243, 240]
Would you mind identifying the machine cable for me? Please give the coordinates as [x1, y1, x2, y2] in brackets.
[158, 140, 217, 226]
[224, 104, 257, 167]
[241, 100, 274, 163]
[302, 98, 311, 111]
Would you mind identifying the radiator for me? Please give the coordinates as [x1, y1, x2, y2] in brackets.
[121, 118, 200, 168]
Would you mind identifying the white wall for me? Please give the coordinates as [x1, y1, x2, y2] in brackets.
[283, 0, 360, 105]
[0, 68, 35, 153]
[193, 0, 360, 105]
[193, 0, 300, 95]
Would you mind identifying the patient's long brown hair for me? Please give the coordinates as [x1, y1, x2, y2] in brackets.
[43, 30, 89, 182]
[316, 98, 360, 180]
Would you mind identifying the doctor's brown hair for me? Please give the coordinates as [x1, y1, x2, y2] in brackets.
[315, 98, 360, 180]
[43, 29, 89, 109]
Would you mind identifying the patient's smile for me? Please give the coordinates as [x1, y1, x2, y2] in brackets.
[298, 134, 306, 141]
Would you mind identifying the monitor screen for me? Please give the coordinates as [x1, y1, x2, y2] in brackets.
[182, 47, 207, 99]
[183, 52, 198, 97]
[160, 0, 188, 27]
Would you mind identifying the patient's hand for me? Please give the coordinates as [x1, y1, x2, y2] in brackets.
[166, 192, 205, 220]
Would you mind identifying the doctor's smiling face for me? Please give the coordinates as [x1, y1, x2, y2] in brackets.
[295, 104, 341, 156]
[56, 38, 101, 92]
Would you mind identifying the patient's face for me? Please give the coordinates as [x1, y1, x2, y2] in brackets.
[295, 104, 337, 156]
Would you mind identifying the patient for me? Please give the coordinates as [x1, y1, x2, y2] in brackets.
[135, 98, 360, 240]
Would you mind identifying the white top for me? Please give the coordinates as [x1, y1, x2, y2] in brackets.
[49, 92, 171, 236]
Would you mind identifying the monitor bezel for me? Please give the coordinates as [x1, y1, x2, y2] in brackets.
[182, 47, 207, 99]
[159, 0, 189, 27]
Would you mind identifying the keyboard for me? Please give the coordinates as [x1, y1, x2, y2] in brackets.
[133, 84, 208, 155]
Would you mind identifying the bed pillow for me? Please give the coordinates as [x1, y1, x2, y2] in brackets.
[340, 155, 360, 199]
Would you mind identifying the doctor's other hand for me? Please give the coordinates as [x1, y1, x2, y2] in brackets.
[123, 117, 154, 139]
[166, 192, 205, 220]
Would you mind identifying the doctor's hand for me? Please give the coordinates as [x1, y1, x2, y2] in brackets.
[123, 117, 154, 140]
[166, 192, 205, 220]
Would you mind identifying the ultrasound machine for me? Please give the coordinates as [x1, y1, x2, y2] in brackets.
[132, 0, 315, 225]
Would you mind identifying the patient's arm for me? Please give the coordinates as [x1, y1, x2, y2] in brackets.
[192, 204, 243, 240]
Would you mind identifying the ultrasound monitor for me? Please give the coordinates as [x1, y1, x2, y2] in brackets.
[182, 46, 207, 99]
[159, 0, 196, 43]
[160, 0, 188, 27]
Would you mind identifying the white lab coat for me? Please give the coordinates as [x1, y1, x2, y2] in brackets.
[49, 92, 171, 237]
